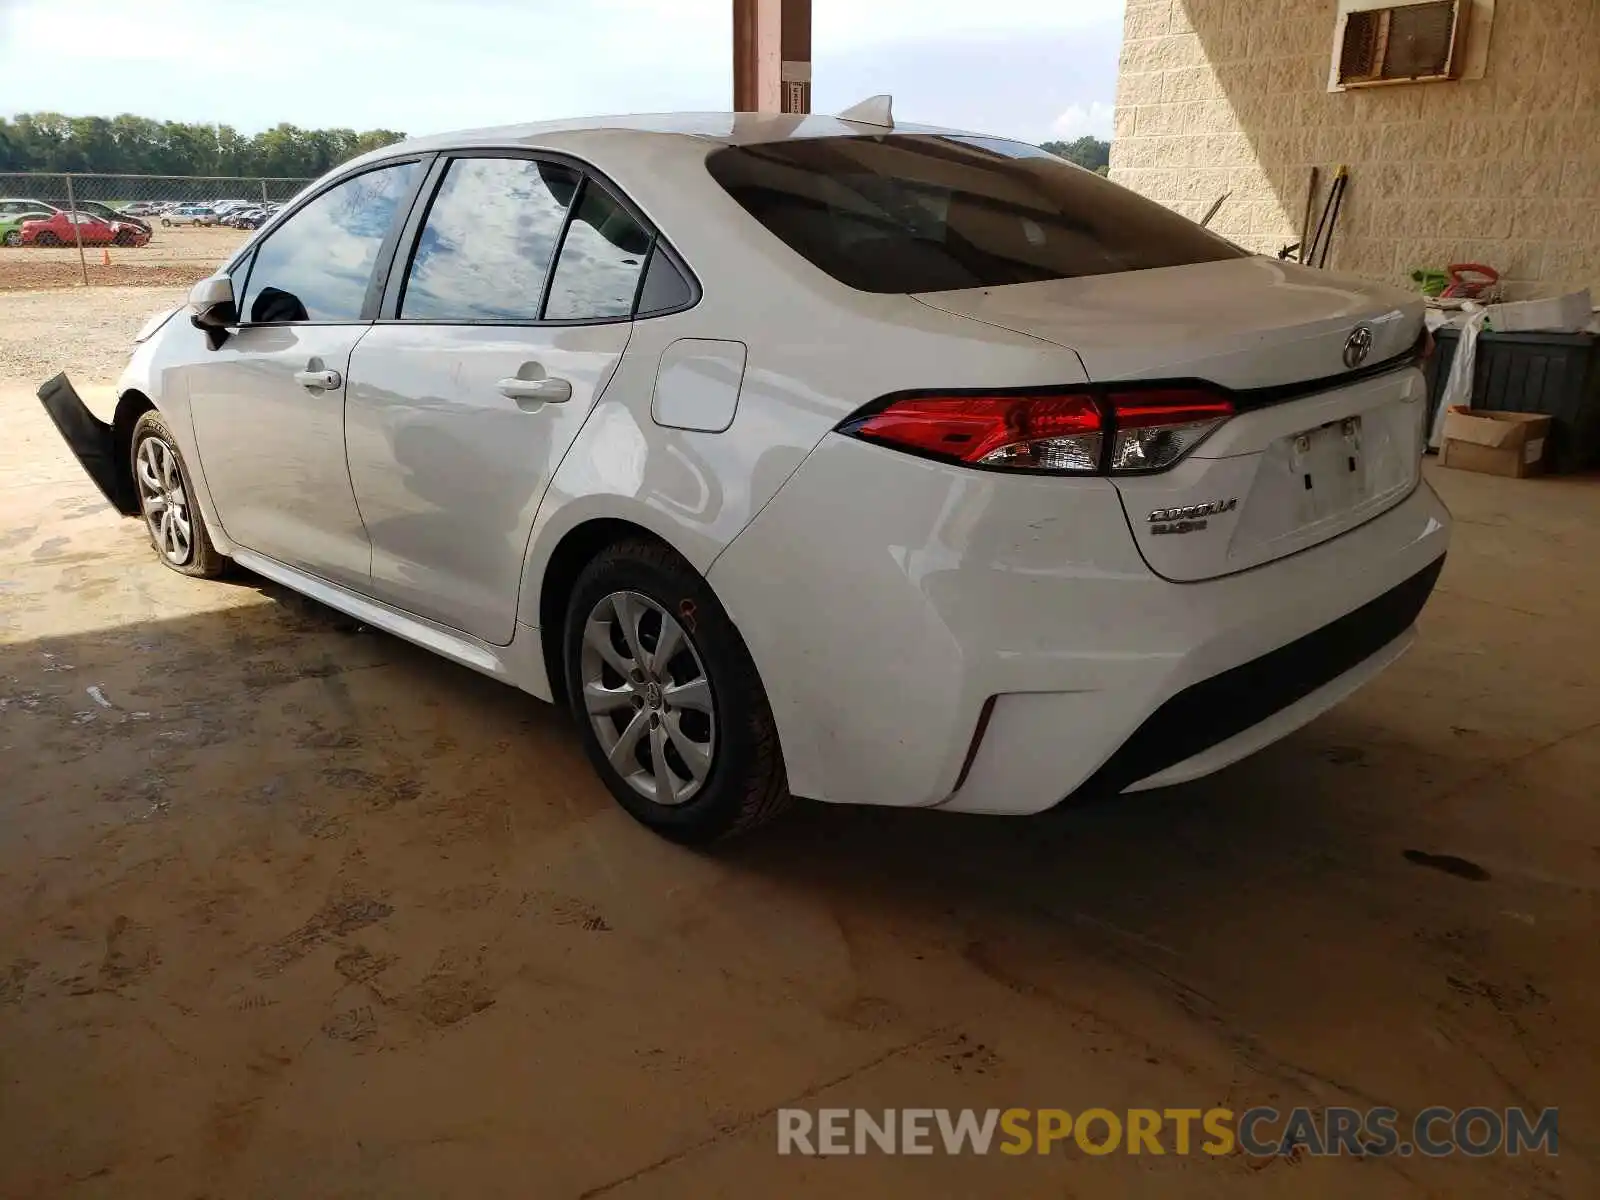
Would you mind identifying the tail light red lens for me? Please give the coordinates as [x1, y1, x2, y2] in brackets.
[847, 394, 1103, 472]
[842, 388, 1232, 475]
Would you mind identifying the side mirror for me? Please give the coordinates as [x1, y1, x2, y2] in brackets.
[188, 274, 238, 349]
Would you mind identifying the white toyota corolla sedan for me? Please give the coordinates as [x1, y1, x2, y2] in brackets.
[38, 105, 1450, 841]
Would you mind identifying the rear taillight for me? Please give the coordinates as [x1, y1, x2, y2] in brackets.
[1106, 390, 1235, 473]
[845, 394, 1104, 472]
[841, 388, 1232, 475]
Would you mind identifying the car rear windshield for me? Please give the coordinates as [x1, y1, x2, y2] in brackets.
[705, 134, 1247, 293]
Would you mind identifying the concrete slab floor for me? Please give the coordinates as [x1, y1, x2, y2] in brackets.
[1, 382, 1597, 1199]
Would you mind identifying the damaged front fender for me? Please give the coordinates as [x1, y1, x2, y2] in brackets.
[36, 373, 140, 516]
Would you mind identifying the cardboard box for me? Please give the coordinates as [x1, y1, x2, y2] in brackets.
[1439, 407, 1552, 478]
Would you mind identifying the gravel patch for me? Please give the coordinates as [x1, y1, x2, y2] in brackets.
[0, 286, 189, 388]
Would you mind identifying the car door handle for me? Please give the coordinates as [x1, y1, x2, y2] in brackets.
[293, 369, 342, 390]
[497, 376, 571, 404]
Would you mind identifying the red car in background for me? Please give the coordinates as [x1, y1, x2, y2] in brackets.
[20, 210, 151, 247]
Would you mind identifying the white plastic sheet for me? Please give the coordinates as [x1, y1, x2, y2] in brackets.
[1430, 302, 1489, 449]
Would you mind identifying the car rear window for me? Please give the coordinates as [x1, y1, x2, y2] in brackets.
[705, 134, 1247, 293]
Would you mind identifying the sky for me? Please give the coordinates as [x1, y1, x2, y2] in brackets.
[0, 0, 1124, 145]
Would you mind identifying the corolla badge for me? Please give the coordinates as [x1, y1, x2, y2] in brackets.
[1344, 326, 1374, 369]
[1148, 498, 1238, 536]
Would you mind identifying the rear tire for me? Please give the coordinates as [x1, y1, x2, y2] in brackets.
[563, 539, 790, 843]
[1, 231, 18, 247]
[130, 410, 226, 578]
[35, 231, 58, 246]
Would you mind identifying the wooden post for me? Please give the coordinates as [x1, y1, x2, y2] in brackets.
[734, 0, 804, 112]
[64, 174, 89, 287]
[780, 0, 811, 114]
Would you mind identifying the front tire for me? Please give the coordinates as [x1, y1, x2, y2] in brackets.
[130, 410, 226, 578]
[563, 539, 790, 843]
[34, 231, 58, 246]
[161, 218, 172, 227]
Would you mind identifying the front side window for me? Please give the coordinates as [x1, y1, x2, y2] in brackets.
[706, 134, 1247, 293]
[239, 160, 417, 324]
[542, 183, 651, 321]
[400, 157, 578, 321]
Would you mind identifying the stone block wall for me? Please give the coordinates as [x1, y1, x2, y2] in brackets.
[1110, 0, 1600, 300]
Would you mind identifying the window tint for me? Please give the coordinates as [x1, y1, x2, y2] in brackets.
[239, 161, 416, 323]
[705, 135, 1247, 293]
[400, 157, 579, 321]
[543, 182, 651, 321]
[636, 246, 693, 315]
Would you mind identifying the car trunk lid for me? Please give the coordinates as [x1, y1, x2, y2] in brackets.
[914, 258, 1429, 582]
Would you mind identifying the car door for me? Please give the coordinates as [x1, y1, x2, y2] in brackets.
[184, 158, 426, 592]
[343, 154, 652, 645]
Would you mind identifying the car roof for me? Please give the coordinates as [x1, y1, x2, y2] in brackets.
[373, 111, 964, 159]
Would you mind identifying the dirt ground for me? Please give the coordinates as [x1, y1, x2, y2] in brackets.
[0, 225, 247, 292]
[1, 292, 1598, 1198]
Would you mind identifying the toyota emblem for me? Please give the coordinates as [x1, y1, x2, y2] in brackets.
[1344, 326, 1374, 369]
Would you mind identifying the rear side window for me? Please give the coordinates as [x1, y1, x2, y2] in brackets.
[400, 157, 580, 321]
[542, 182, 652, 321]
[239, 160, 417, 323]
[705, 134, 1247, 293]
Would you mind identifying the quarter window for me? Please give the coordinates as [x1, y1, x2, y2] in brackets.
[239, 160, 417, 324]
[543, 182, 651, 321]
[400, 157, 580, 321]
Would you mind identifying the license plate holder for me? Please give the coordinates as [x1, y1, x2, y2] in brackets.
[1289, 415, 1368, 522]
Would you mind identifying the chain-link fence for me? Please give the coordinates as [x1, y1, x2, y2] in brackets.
[0, 172, 313, 290]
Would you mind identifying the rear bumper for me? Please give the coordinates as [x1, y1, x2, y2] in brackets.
[36, 372, 138, 516]
[1061, 554, 1440, 798]
[710, 433, 1450, 813]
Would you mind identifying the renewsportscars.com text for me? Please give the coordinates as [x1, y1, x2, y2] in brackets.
[777, 1106, 1559, 1158]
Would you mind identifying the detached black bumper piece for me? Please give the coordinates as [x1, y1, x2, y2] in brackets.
[1071, 554, 1446, 799]
[36, 372, 139, 516]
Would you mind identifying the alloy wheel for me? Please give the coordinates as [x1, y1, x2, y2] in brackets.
[579, 590, 715, 806]
[135, 435, 193, 566]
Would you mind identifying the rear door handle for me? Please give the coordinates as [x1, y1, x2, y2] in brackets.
[497, 376, 572, 404]
[293, 369, 342, 390]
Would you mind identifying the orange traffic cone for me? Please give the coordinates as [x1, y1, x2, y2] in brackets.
[101, 246, 111, 267]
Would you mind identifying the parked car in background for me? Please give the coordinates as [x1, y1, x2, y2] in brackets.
[0, 198, 61, 218]
[161, 206, 217, 227]
[20, 210, 150, 247]
[120, 202, 164, 217]
[221, 208, 270, 229]
[1, 208, 57, 246]
[45, 199, 152, 234]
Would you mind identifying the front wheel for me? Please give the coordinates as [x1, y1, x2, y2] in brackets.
[130, 410, 226, 578]
[113, 229, 136, 246]
[564, 540, 790, 842]
[34, 231, 58, 246]
[161, 218, 172, 227]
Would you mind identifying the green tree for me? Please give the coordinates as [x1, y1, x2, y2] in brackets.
[1039, 135, 1111, 173]
[0, 111, 407, 176]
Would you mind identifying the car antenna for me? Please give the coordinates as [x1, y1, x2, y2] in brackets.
[837, 94, 894, 128]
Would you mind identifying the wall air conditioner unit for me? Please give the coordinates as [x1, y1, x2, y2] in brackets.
[1333, 0, 1469, 88]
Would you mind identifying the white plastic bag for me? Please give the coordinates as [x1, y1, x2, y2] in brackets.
[1431, 303, 1488, 449]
